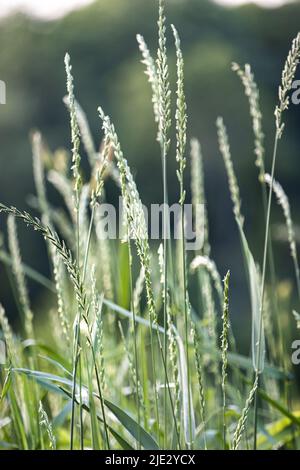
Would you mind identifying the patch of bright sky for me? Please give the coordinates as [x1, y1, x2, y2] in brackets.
[0, 0, 292, 19]
[216, 0, 291, 7]
[0, 0, 94, 19]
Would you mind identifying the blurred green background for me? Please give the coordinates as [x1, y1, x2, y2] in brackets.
[0, 0, 300, 349]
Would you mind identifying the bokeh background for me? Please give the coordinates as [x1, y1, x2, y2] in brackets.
[0, 0, 300, 355]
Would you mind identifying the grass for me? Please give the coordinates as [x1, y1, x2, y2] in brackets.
[0, 0, 300, 450]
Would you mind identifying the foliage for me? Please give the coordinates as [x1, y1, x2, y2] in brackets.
[0, 0, 300, 451]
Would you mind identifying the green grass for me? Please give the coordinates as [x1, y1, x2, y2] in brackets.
[0, 0, 300, 451]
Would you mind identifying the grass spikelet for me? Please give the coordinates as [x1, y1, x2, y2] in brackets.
[191, 256, 219, 377]
[158, 243, 164, 288]
[64, 97, 97, 166]
[32, 132, 71, 345]
[136, 34, 159, 124]
[293, 310, 300, 329]
[232, 63, 265, 181]
[47, 170, 76, 222]
[94, 206, 114, 300]
[159, 239, 180, 440]
[232, 376, 259, 450]
[90, 154, 107, 209]
[216, 117, 244, 227]
[133, 267, 145, 314]
[48, 209, 74, 248]
[160, 242, 181, 438]
[0, 205, 87, 320]
[0, 303, 17, 362]
[127, 234, 142, 449]
[39, 401, 56, 450]
[167, 312, 180, 428]
[7, 215, 34, 339]
[90, 270, 105, 390]
[275, 33, 300, 138]
[64, 53, 82, 207]
[264, 173, 300, 300]
[78, 184, 90, 234]
[32, 131, 49, 218]
[262, 288, 277, 363]
[190, 255, 223, 307]
[172, 24, 187, 206]
[156, 0, 171, 149]
[52, 251, 71, 346]
[119, 322, 145, 427]
[191, 324, 207, 449]
[220, 270, 230, 448]
[82, 137, 109, 283]
[190, 138, 210, 255]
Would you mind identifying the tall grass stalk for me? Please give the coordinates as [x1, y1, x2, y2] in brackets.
[167, 308, 181, 446]
[232, 376, 258, 450]
[83, 143, 108, 281]
[90, 271, 105, 391]
[172, 23, 193, 449]
[133, 267, 145, 314]
[39, 401, 56, 450]
[136, 34, 159, 125]
[94, 206, 114, 300]
[32, 131, 71, 347]
[119, 316, 142, 448]
[191, 324, 207, 449]
[5, 218, 41, 448]
[159, 243, 181, 447]
[216, 117, 244, 228]
[0, 304, 17, 362]
[217, 115, 265, 436]
[0, 204, 111, 448]
[216, 116, 265, 364]
[7, 215, 34, 340]
[32, 131, 50, 221]
[80, 134, 109, 450]
[190, 138, 210, 255]
[264, 173, 300, 301]
[190, 138, 221, 393]
[98, 107, 159, 438]
[64, 52, 84, 449]
[232, 62, 283, 367]
[137, 3, 176, 444]
[98, 107, 180, 447]
[253, 32, 300, 449]
[128, 240, 142, 449]
[157, 1, 171, 446]
[220, 271, 230, 449]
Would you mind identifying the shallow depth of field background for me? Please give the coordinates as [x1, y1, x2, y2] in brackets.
[0, 0, 300, 357]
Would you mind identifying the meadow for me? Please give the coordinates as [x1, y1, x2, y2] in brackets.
[0, 0, 300, 450]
